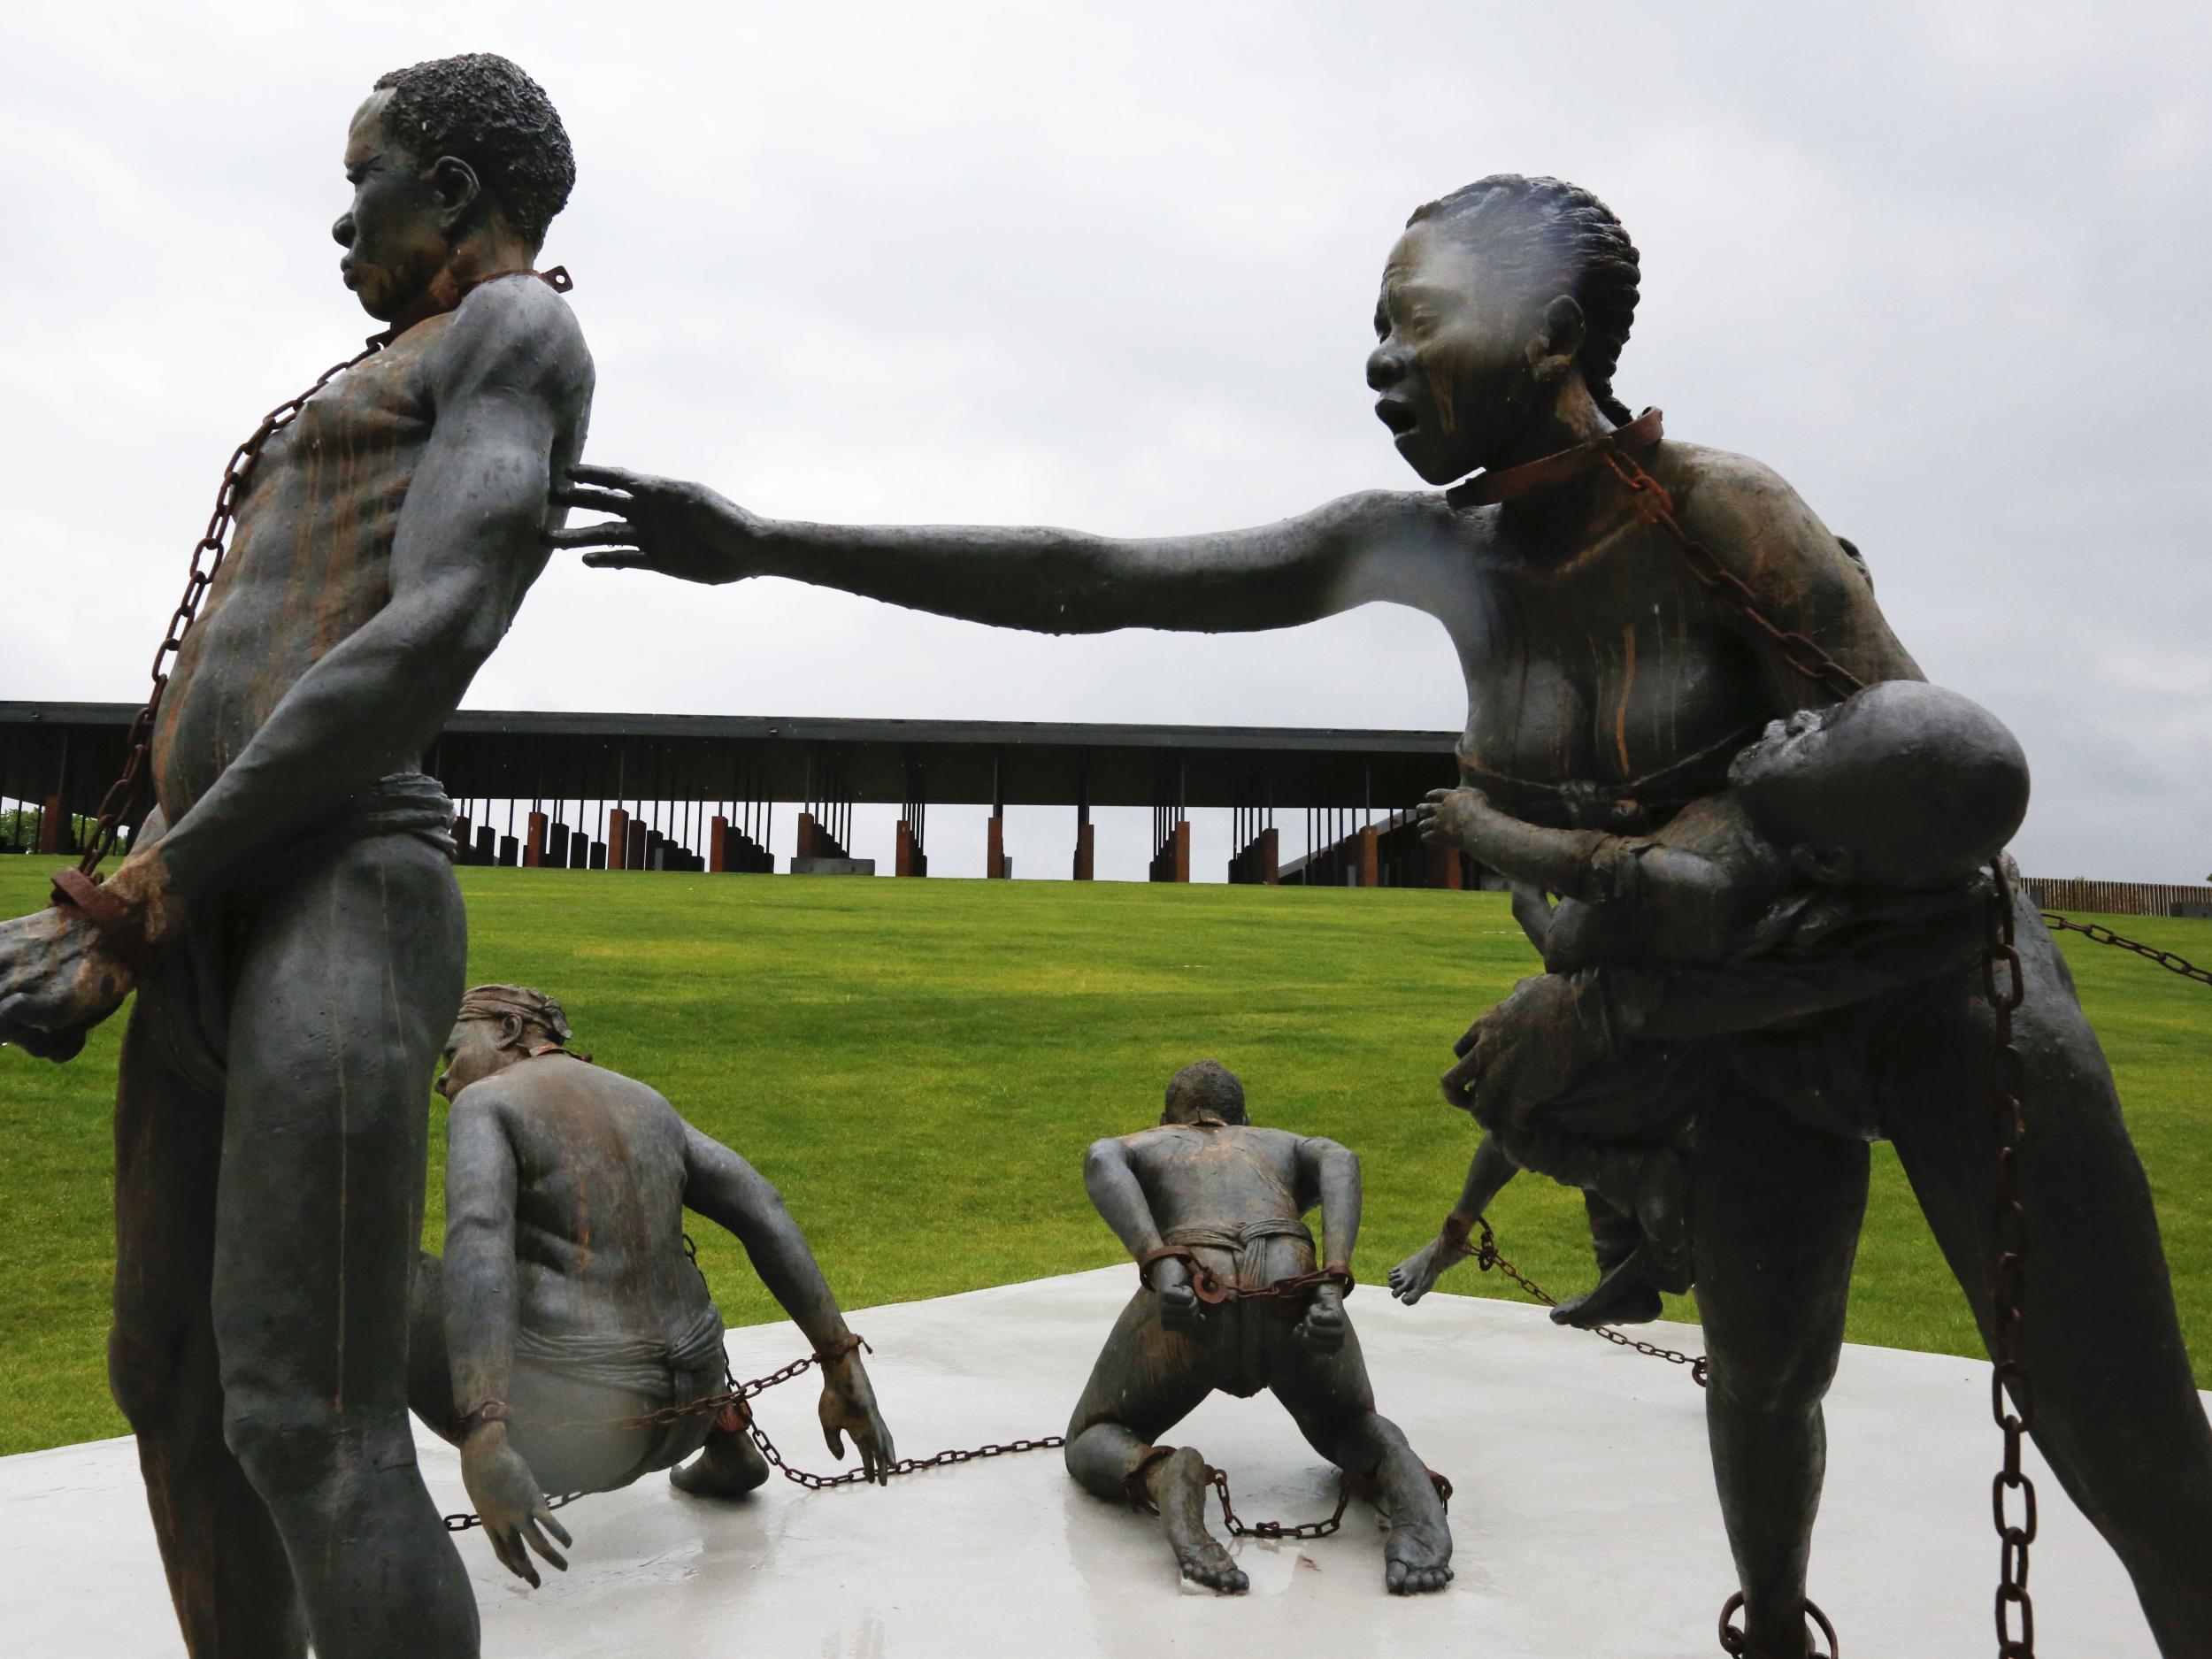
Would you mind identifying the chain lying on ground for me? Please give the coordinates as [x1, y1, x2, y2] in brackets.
[2040, 914, 2212, 987]
[1466, 1217, 1709, 1387]
[1987, 869, 2038, 1658]
[69, 341, 388, 879]
[743, 1410, 1066, 1492]
[1204, 1463, 1455, 1542]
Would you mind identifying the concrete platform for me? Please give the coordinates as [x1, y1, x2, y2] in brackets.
[0, 1265, 2181, 1655]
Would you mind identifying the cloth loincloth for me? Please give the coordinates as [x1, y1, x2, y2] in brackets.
[511, 1299, 732, 1483]
[1156, 1217, 1325, 1400]
[513, 1300, 729, 1401]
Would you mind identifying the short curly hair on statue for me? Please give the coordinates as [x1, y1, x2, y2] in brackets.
[372, 52, 575, 245]
[1163, 1060, 1248, 1126]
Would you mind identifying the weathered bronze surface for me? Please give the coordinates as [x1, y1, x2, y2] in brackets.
[1064, 1062, 1453, 1595]
[413, 987, 891, 1585]
[568, 174, 2212, 1655]
[0, 55, 592, 1659]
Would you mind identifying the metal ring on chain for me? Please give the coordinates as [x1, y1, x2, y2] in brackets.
[1717, 1591, 1838, 1657]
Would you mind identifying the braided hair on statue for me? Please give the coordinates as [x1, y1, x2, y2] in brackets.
[1407, 175, 1641, 426]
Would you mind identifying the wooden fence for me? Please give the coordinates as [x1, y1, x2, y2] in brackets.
[2020, 877, 2212, 918]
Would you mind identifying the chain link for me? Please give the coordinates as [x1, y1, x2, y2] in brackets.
[2040, 914, 2212, 987]
[1471, 1217, 1709, 1387]
[1206, 1466, 1354, 1540]
[1987, 867, 2038, 1658]
[743, 1409, 1065, 1492]
[1600, 450, 1868, 703]
[73, 342, 388, 877]
[1717, 1590, 1839, 1657]
[444, 1489, 585, 1533]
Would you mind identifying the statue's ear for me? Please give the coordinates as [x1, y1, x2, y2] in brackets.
[1788, 842, 1855, 887]
[1529, 294, 1587, 381]
[498, 1012, 528, 1052]
[428, 154, 482, 231]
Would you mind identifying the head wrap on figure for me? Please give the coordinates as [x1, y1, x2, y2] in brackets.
[457, 984, 578, 1054]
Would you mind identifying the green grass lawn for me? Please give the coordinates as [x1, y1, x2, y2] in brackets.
[2, 859, 2206, 1455]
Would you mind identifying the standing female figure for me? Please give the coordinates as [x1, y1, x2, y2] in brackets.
[565, 176, 2212, 1655]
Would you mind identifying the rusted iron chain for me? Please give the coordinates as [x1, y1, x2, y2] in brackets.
[444, 1489, 585, 1533]
[1600, 450, 1868, 703]
[1208, 1466, 1353, 1540]
[65, 266, 571, 883]
[1717, 1591, 1838, 1657]
[742, 1407, 1065, 1492]
[1136, 1246, 1351, 1309]
[1471, 1217, 1709, 1386]
[2041, 913, 2212, 987]
[71, 341, 388, 879]
[1988, 868, 2038, 1657]
[1202, 1463, 1454, 1542]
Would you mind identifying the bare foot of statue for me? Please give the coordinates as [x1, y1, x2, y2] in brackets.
[1387, 1233, 1471, 1306]
[670, 1425, 771, 1498]
[1373, 1443, 1455, 1594]
[1149, 1448, 1248, 1594]
[1550, 1249, 1665, 1328]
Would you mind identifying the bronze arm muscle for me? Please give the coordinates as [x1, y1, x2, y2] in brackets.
[559, 469, 1469, 635]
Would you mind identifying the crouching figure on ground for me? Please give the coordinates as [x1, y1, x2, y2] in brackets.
[1064, 1060, 1452, 1596]
[411, 985, 894, 1585]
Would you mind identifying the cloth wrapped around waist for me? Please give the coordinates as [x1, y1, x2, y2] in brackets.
[258, 769, 457, 886]
[514, 1300, 728, 1404]
[1162, 1217, 1316, 1293]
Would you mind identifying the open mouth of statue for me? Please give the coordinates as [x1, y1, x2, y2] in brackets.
[1375, 399, 1419, 437]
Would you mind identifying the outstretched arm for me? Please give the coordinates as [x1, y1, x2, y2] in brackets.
[559, 465, 1468, 635]
[442, 1092, 572, 1586]
[681, 1124, 893, 1482]
[106, 282, 593, 933]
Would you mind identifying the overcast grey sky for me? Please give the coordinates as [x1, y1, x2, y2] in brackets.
[4, 1, 2207, 881]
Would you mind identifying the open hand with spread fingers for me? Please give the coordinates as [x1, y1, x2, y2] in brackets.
[553, 464, 770, 586]
[459, 1423, 572, 1588]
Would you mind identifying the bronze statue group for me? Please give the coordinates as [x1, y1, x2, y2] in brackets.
[0, 50, 2205, 1659]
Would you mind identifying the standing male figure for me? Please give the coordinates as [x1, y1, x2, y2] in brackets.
[0, 54, 592, 1658]
[1067, 1061, 1453, 1596]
